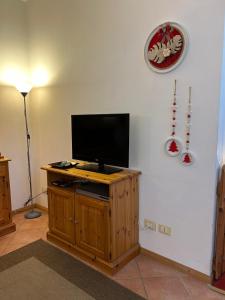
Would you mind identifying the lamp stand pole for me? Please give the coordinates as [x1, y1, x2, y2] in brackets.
[21, 92, 41, 219]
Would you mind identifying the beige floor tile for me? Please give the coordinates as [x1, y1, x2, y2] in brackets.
[18, 220, 47, 231]
[136, 253, 186, 278]
[115, 278, 147, 299]
[181, 276, 225, 299]
[187, 294, 225, 300]
[143, 276, 190, 300]
[1, 242, 29, 255]
[112, 259, 141, 280]
[0, 236, 12, 255]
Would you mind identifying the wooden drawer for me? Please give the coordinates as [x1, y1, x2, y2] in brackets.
[0, 165, 7, 177]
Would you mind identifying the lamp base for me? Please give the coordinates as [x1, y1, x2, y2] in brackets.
[24, 210, 42, 219]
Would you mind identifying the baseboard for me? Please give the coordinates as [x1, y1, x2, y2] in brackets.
[0, 222, 16, 237]
[12, 205, 34, 215]
[12, 204, 48, 215]
[208, 284, 225, 295]
[35, 203, 48, 212]
[141, 247, 211, 283]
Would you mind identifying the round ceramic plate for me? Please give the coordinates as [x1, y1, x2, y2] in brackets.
[144, 22, 188, 73]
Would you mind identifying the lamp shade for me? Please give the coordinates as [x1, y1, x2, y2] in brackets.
[16, 82, 32, 94]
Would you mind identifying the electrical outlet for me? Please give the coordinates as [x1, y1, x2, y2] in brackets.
[144, 219, 156, 231]
[158, 224, 165, 233]
[164, 226, 172, 236]
[158, 224, 172, 236]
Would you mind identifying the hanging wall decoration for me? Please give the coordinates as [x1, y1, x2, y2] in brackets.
[181, 87, 194, 166]
[165, 80, 182, 157]
[144, 22, 188, 73]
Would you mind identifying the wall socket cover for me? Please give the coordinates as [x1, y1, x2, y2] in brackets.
[144, 219, 156, 231]
[158, 224, 172, 236]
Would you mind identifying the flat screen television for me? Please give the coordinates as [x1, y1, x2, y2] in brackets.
[71, 113, 129, 174]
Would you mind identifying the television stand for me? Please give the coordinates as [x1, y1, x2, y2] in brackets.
[41, 161, 141, 274]
[75, 163, 122, 174]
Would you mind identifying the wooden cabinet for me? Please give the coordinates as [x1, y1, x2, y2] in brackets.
[48, 187, 75, 244]
[42, 162, 140, 274]
[0, 159, 16, 236]
[75, 193, 109, 260]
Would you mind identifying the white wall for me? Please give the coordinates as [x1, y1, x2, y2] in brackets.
[0, 0, 30, 210]
[0, 0, 29, 85]
[218, 23, 225, 165]
[25, 0, 225, 275]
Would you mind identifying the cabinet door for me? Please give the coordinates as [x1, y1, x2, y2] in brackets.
[48, 187, 75, 244]
[0, 165, 10, 226]
[75, 194, 110, 260]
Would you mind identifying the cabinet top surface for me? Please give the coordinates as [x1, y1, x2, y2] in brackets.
[0, 157, 11, 163]
[41, 161, 141, 184]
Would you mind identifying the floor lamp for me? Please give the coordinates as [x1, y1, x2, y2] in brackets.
[17, 84, 41, 219]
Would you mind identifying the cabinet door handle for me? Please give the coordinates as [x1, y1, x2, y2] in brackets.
[68, 218, 79, 224]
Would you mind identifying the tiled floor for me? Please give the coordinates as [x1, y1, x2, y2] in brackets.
[0, 211, 224, 300]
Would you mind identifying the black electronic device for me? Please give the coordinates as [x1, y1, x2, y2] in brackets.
[49, 161, 77, 169]
[51, 180, 74, 188]
[71, 113, 129, 174]
[76, 181, 109, 201]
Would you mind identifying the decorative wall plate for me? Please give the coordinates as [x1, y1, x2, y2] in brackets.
[181, 151, 194, 166]
[165, 136, 182, 157]
[144, 22, 188, 73]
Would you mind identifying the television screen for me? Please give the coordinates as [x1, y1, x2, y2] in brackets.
[71, 114, 129, 173]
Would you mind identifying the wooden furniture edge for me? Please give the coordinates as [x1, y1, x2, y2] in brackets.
[141, 247, 211, 283]
[0, 159, 16, 237]
[0, 223, 16, 237]
[41, 163, 141, 175]
[41, 164, 141, 185]
[0, 158, 11, 162]
[47, 231, 139, 275]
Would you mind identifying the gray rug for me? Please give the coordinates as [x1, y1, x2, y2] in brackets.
[0, 240, 144, 300]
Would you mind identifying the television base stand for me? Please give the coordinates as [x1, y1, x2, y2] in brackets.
[75, 163, 122, 174]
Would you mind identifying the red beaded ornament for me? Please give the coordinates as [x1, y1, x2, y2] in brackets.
[165, 80, 182, 156]
[181, 86, 194, 166]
